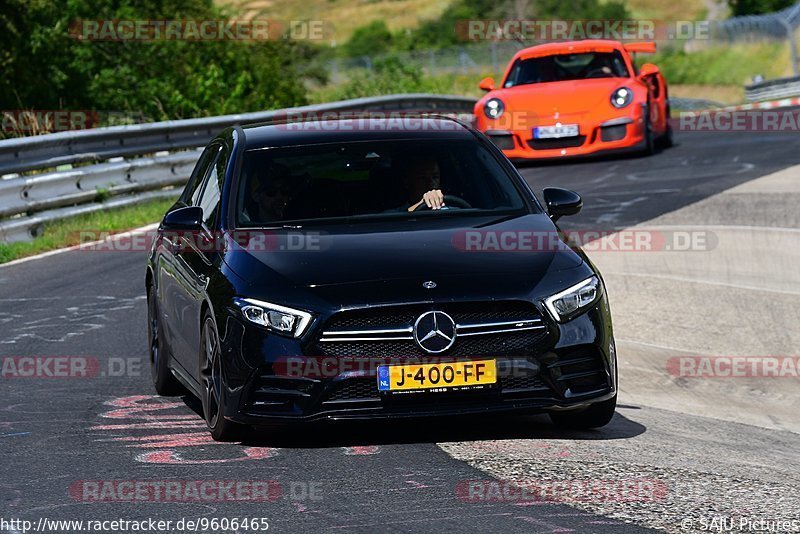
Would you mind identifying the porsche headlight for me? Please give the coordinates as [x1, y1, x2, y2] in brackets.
[234, 297, 313, 337]
[610, 87, 633, 108]
[484, 98, 505, 119]
[544, 276, 602, 322]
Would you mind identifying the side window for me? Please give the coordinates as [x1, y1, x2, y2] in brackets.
[196, 147, 226, 228]
[182, 145, 219, 205]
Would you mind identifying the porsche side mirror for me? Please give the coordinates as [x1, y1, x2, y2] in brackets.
[478, 77, 495, 92]
[162, 206, 203, 231]
[543, 187, 582, 221]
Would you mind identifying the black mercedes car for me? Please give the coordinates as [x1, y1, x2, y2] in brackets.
[145, 116, 617, 440]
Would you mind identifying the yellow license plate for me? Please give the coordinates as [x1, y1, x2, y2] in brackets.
[377, 360, 497, 392]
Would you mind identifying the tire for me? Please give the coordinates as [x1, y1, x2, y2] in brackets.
[147, 284, 183, 396]
[549, 394, 617, 429]
[642, 114, 655, 155]
[200, 312, 246, 442]
[657, 123, 674, 149]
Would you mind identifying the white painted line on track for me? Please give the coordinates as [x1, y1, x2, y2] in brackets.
[0, 223, 159, 269]
[605, 271, 800, 297]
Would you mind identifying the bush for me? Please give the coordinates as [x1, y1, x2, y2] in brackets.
[727, 0, 795, 16]
[644, 43, 787, 85]
[320, 57, 451, 100]
[0, 0, 318, 126]
[344, 20, 393, 58]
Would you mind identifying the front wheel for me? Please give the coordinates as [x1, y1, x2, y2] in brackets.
[657, 123, 674, 149]
[147, 284, 183, 396]
[549, 394, 617, 429]
[200, 313, 246, 441]
[642, 114, 655, 155]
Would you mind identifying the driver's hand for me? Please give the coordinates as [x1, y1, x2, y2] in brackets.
[422, 189, 444, 210]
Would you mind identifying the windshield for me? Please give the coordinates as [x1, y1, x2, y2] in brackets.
[504, 51, 629, 87]
[235, 139, 530, 226]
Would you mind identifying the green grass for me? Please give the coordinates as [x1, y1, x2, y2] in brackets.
[646, 42, 790, 86]
[0, 198, 175, 264]
[217, 0, 453, 43]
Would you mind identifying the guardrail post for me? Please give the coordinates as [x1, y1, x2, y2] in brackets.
[781, 18, 800, 76]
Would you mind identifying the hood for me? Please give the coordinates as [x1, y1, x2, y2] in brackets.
[224, 214, 584, 306]
[485, 78, 632, 119]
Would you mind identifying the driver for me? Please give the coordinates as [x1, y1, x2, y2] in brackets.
[251, 162, 293, 221]
[395, 155, 445, 211]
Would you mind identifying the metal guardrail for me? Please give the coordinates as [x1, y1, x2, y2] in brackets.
[745, 75, 800, 101]
[0, 94, 477, 176]
[0, 94, 478, 243]
[0, 151, 199, 219]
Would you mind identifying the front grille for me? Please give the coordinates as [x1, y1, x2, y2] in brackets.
[528, 136, 586, 150]
[243, 376, 315, 414]
[314, 301, 547, 358]
[326, 379, 379, 401]
[601, 124, 627, 142]
[323, 302, 538, 330]
[488, 134, 515, 150]
[547, 347, 610, 396]
[502, 374, 545, 390]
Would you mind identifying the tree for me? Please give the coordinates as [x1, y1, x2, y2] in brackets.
[728, 0, 795, 16]
[344, 21, 393, 58]
[0, 0, 316, 126]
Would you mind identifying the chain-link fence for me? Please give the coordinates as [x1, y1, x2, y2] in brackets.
[326, 41, 525, 83]
[697, 2, 800, 75]
[328, 2, 800, 81]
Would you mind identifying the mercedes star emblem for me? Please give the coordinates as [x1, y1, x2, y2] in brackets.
[413, 311, 456, 353]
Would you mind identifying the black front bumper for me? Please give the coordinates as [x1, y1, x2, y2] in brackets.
[217, 297, 616, 424]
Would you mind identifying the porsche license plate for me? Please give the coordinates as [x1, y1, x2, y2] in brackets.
[534, 124, 579, 139]
[377, 360, 497, 392]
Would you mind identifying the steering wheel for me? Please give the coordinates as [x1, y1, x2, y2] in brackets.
[585, 68, 611, 78]
[412, 195, 472, 212]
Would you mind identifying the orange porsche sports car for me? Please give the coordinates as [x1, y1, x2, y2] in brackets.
[474, 39, 672, 159]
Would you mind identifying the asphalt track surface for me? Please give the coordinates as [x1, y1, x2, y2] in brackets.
[1, 127, 799, 533]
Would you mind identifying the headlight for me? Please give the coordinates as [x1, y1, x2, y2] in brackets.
[484, 98, 505, 119]
[610, 87, 633, 108]
[544, 276, 602, 322]
[234, 297, 313, 338]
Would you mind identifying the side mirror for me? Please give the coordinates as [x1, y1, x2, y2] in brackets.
[542, 187, 582, 221]
[638, 63, 659, 77]
[162, 206, 203, 231]
[478, 76, 495, 92]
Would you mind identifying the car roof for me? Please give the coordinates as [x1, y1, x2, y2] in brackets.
[240, 116, 475, 150]
[514, 39, 626, 61]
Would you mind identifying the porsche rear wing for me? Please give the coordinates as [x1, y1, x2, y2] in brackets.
[623, 42, 657, 54]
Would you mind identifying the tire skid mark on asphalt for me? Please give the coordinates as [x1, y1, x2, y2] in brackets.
[135, 447, 276, 465]
[93, 395, 277, 464]
[341, 445, 380, 455]
[513, 513, 577, 531]
[94, 396, 388, 465]
[0, 296, 141, 344]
